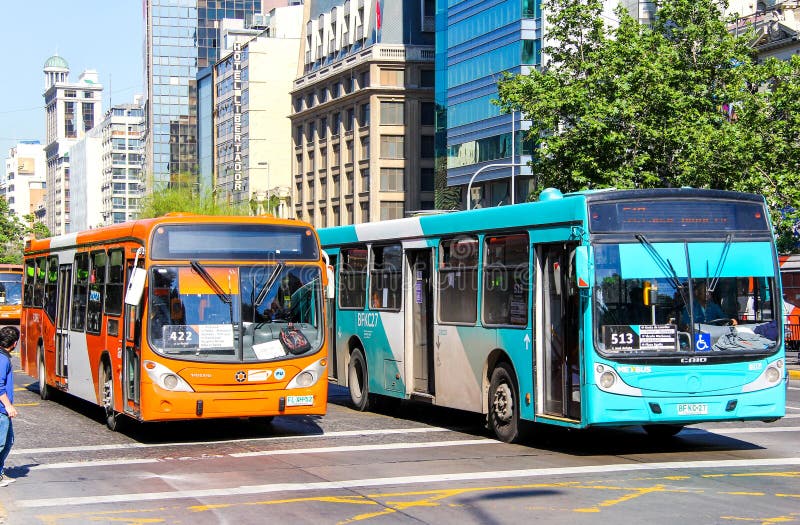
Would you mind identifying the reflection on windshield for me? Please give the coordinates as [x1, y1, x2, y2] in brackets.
[594, 243, 778, 356]
[0, 279, 22, 306]
[148, 265, 323, 363]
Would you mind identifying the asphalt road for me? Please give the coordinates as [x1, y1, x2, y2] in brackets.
[1, 353, 799, 525]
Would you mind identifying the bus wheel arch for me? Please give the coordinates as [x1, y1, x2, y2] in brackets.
[486, 355, 525, 443]
[482, 349, 512, 413]
[347, 339, 371, 411]
[37, 339, 52, 401]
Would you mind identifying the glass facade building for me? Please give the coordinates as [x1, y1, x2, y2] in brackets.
[144, 0, 262, 190]
[435, 0, 540, 209]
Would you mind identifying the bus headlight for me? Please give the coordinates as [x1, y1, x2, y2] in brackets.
[765, 366, 781, 383]
[144, 360, 194, 392]
[286, 358, 327, 389]
[599, 371, 616, 389]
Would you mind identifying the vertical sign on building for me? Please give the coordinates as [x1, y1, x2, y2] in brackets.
[232, 42, 243, 192]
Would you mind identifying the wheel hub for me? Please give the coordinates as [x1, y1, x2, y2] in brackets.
[492, 383, 513, 423]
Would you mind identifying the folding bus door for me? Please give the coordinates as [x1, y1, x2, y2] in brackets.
[538, 243, 581, 421]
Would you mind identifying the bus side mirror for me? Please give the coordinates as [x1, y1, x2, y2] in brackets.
[575, 246, 591, 289]
[125, 267, 146, 306]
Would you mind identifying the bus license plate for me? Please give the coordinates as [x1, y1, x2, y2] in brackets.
[287, 395, 314, 407]
[677, 403, 708, 416]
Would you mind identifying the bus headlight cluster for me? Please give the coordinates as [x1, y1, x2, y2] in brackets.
[144, 360, 194, 392]
[765, 365, 781, 384]
[594, 364, 642, 396]
[286, 358, 327, 389]
[599, 370, 616, 389]
[742, 359, 784, 392]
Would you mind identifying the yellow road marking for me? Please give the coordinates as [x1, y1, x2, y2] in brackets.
[14, 402, 40, 407]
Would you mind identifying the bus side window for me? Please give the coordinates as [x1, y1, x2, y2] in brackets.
[87, 251, 107, 335]
[23, 260, 35, 308]
[71, 253, 90, 332]
[340, 247, 367, 309]
[34, 257, 46, 307]
[439, 236, 478, 324]
[44, 256, 58, 321]
[483, 233, 529, 327]
[105, 249, 125, 317]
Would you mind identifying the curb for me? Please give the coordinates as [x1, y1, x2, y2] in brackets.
[789, 368, 800, 380]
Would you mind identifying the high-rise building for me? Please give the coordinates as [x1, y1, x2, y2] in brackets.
[2, 141, 46, 222]
[291, 0, 435, 227]
[99, 102, 145, 225]
[212, 5, 303, 212]
[143, 0, 266, 193]
[42, 55, 103, 235]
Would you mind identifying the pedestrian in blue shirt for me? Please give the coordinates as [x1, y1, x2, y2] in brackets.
[0, 326, 20, 487]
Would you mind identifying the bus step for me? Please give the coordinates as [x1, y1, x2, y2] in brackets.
[410, 392, 434, 404]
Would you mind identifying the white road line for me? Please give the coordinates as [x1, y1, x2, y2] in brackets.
[10, 427, 451, 456]
[696, 426, 800, 434]
[25, 439, 495, 471]
[17, 457, 800, 509]
[230, 439, 495, 457]
[786, 405, 800, 410]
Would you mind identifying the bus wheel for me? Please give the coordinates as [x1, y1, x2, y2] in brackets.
[488, 362, 522, 443]
[100, 363, 122, 432]
[643, 424, 684, 438]
[38, 349, 52, 401]
[348, 348, 371, 411]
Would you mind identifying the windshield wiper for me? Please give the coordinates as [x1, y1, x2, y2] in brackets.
[635, 234, 688, 306]
[254, 263, 284, 308]
[706, 234, 732, 293]
[190, 260, 232, 304]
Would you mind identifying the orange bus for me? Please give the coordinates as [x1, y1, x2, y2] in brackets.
[21, 215, 330, 430]
[0, 264, 23, 325]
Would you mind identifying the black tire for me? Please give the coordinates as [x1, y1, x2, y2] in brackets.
[643, 424, 684, 438]
[488, 362, 523, 443]
[38, 349, 52, 401]
[348, 348, 371, 411]
[100, 363, 123, 432]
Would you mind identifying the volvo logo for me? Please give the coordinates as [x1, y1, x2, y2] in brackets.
[235, 370, 246, 382]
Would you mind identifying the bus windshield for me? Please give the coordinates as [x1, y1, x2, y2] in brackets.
[593, 240, 779, 357]
[148, 264, 323, 363]
[0, 272, 23, 306]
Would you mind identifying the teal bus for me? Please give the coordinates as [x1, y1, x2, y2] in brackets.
[318, 188, 786, 442]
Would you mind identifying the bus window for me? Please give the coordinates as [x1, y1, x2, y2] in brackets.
[71, 253, 90, 332]
[339, 247, 367, 309]
[483, 233, 529, 326]
[23, 260, 35, 308]
[44, 256, 58, 321]
[34, 257, 46, 307]
[87, 251, 107, 334]
[439, 235, 478, 324]
[370, 244, 402, 310]
[105, 249, 124, 316]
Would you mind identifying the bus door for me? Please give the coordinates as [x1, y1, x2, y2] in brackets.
[55, 265, 72, 383]
[537, 243, 581, 421]
[327, 254, 339, 381]
[406, 248, 434, 395]
[122, 261, 141, 415]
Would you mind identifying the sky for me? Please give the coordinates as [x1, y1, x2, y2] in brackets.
[0, 1, 144, 161]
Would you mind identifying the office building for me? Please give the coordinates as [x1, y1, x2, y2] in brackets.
[143, 0, 269, 193]
[212, 5, 302, 213]
[99, 101, 145, 225]
[291, 0, 435, 227]
[2, 141, 46, 222]
[43, 55, 103, 234]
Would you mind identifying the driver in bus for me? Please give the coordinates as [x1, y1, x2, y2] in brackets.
[681, 282, 725, 328]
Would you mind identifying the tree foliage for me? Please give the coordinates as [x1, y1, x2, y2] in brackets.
[0, 198, 51, 263]
[136, 184, 251, 219]
[495, 0, 800, 249]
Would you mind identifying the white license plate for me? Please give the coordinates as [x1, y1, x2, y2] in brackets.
[677, 403, 708, 416]
[286, 395, 314, 407]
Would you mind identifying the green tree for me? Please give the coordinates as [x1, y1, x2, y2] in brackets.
[497, 0, 759, 192]
[136, 184, 251, 219]
[0, 197, 26, 263]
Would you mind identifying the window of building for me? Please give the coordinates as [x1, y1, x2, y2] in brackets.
[439, 236, 478, 324]
[380, 135, 404, 159]
[380, 202, 404, 221]
[320, 117, 327, 140]
[82, 103, 94, 132]
[333, 175, 340, 197]
[420, 69, 435, 87]
[346, 140, 354, 163]
[370, 244, 402, 310]
[360, 168, 370, 192]
[339, 247, 368, 309]
[360, 103, 370, 127]
[360, 136, 370, 160]
[380, 68, 405, 87]
[360, 200, 370, 222]
[421, 102, 435, 126]
[346, 108, 355, 132]
[380, 168, 404, 191]
[483, 233, 529, 326]
[360, 70, 370, 89]
[380, 101, 404, 125]
[421, 135, 434, 158]
[421, 167, 435, 191]
[332, 112, 341, 136]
